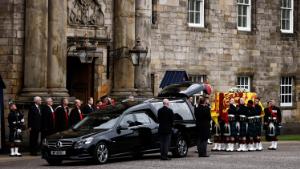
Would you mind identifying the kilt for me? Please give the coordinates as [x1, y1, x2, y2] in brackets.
[239, 122, 247, 137]
[265, 122, 281, 137]
[9, 129, 22, 143]
[247, 117, 256, 137]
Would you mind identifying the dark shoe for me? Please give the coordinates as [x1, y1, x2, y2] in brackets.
[199, 154, 210, 157]
[160, 158, 171, 161]
[9, 154, 16, 157]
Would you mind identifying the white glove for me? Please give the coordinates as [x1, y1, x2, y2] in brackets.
[21, 119, 25, 123]
[17, 129, 22, 133]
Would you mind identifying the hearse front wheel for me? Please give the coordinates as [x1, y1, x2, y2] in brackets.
[94, 142, 109, 164]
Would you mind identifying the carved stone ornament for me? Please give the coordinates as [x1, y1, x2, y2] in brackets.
[68, 0, 106, 27]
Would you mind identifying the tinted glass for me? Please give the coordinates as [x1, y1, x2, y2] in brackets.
[152, 101, 193, 120]
[120, 114, 135, 127]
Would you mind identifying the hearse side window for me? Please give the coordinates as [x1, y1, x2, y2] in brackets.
[134, 112, 156, 125]
[120, 114, 135, 127]
[169, 102, 194, 120]
[152, 101, 193, 120]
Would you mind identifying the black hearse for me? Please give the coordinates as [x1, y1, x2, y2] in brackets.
[41, 83, 212, 165]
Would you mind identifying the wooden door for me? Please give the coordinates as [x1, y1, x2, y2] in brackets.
[67, 57, 94, 103]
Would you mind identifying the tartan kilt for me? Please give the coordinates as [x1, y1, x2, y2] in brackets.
[247, 123, 256, 137]
[9, 129, 22, 143]
[265, 122, 281, 137]
[255, 122, 262, 136]
[239, 122, 247, 137]
[229, 121, 237, 136]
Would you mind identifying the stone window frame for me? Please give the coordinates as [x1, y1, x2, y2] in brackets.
[186, 0, 210, 32]
[280, 0, 294, 34]
[280, 76, 294, 107]
[236, 76, 251, 92]
[237, 0, 252, 32]
[188, 0, 205, 28]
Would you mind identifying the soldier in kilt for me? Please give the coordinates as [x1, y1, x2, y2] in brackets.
[254, 98, 263, 151]
[225, 98, 237, 152]
[236, 98, 249, 152]
[8, 102, 25, 157]
[246, 100, 257, 151]
[264, 100, 282, 150]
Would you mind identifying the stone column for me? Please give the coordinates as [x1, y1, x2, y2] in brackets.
[47, 0, 69, 97]
[135, 0, 152, 96]
[112, 0, 136, 97]
[22, 0, 48, 96]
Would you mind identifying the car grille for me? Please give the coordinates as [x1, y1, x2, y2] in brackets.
[48, 140, 73, 149]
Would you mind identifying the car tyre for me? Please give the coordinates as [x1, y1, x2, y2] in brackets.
[46, 158, 63, 166]
[94, 142, 109, 164]
[172, 134, 188, 158]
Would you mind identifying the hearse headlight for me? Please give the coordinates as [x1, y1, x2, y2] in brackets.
[84, 137, 94, 144]
[75, 137, 94, 149]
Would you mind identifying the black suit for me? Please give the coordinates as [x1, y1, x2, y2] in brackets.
[195, 104, 211, 156]
[157, 106, 174, 159]
[69, 107, 83, 127]
[55, 105, 69, 132]
[28, 104, 41, 155]
[41, 105, 55, 138]
[82, 104, 94, 117]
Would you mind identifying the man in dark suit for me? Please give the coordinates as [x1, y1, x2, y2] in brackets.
[195, 97, 211, 157]
[82, 97, 94, 117]
[41, 98, 55, 139]
[55, 98, 69, 132]
[157, 99, 174, 160]
[28, 96, 42, 155]
[69, 99, 83, 127]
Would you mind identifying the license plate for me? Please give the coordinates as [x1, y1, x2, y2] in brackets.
[50, 151, 66, 156]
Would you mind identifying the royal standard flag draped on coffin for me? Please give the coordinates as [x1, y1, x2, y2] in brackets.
[211, 92, 265, 125]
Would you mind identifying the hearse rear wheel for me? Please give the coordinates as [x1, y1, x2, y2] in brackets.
[172, 135, 188, 158]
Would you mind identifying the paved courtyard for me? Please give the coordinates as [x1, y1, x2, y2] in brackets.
[0, 141, 299, 169]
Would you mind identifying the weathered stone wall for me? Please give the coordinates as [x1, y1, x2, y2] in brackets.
[150, 0, 300, 123]
[0, 0, 24, 115]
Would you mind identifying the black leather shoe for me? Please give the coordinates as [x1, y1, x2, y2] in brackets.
[199, 154, 210, 157]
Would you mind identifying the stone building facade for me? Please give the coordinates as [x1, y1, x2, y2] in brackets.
[0, 0, 299, 147]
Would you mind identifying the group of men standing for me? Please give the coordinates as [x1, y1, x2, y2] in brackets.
[26, 96, 94, 156]
[211, 98, 282, 152]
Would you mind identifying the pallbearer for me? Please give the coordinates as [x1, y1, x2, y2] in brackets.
[8, 101, 25, 157]
[225, 98, 237, 152]
[236, 98, 248, 152]
[264, 100, 282, 150]
[246, 100, 257, 151]
[254, 98, 263, 151]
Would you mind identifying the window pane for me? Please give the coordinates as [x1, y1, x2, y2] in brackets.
[196, 12, 200, 23]
[189, 0, 195, 11]
[196, 0, 201, 11]
[189, 12, 195, 23]
[243, 16, 247, 27]
[243, 5, 247, 15]
[245, 0, 249, 4]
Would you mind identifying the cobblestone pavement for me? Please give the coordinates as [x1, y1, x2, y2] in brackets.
[0, 141, 299, 169]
